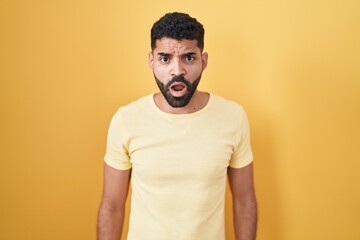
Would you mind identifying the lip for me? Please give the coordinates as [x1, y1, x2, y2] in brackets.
[169, 82, 187, 97]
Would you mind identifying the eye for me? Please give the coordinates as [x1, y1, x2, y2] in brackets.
[160, 56, 169, 63]
[185, 55, 195, 61]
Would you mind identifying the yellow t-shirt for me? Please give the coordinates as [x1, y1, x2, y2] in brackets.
[105, 93, 253, 240]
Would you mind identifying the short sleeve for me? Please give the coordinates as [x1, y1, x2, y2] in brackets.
[229, 110, 253, 168]
[104, 109, 132, 170]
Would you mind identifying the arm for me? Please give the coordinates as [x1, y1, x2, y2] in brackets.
[228, 162, 257, 240]
[97, 163, 131, 240]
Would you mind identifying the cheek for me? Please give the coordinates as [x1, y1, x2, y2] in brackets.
[153, 67, 169, 84]
[188, 65, 203, 78]
[153, 68, 166, 79]
[153, 63, 166, 74]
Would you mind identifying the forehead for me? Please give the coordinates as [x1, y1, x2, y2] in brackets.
[153, 37, 201, 54]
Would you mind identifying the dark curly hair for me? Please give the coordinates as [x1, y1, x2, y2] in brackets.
[151, 12, 205, 51]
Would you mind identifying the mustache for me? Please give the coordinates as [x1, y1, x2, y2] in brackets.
[165, 75, 191, 88]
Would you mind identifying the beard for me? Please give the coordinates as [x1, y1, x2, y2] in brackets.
[154, 74, 202, 108]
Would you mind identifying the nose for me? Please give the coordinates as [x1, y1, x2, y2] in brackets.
[171, 58, 185, 76]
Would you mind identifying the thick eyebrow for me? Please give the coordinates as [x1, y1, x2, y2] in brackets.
[182, 52, 197, 57]
[157, 52, 172, 57]
[157, 52, 197, 57]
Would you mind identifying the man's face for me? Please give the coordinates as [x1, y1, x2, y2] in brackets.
[149, 38, 208, 108]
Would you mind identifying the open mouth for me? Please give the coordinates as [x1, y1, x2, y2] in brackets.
[172, 84, 185, 91]
[170, 82, 187, 97]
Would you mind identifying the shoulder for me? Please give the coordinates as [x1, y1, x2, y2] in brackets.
[116, 94, 153, 116]
[109, 94, 154, 126]
[210, 94, 247, 117]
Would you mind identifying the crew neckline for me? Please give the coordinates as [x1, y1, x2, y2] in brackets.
[149, 93, 213, 119]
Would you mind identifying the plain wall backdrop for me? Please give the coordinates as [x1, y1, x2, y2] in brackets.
[1, 0, 359, 239]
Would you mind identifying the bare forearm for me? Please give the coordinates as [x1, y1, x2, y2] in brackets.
[233, 199, 258, 240]
[97, 204, 125, 240]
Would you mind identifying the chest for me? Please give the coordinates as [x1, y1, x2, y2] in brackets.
[125, 117, 237, 183]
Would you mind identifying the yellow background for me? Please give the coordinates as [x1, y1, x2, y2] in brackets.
[1, 0, 359, 239]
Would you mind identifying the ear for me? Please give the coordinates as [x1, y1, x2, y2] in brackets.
[148, 52, 154, 69]
[201, 52, 208, 71]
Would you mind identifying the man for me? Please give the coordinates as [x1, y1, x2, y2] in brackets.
[97, 12, 257, 240]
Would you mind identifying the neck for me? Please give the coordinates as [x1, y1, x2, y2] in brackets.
[154, 91, 210, 114]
